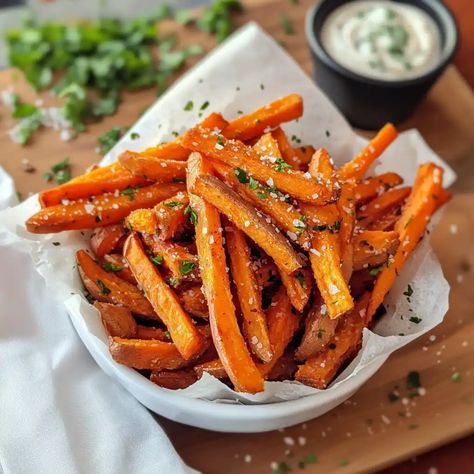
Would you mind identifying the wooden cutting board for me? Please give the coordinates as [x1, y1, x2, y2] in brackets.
[0, 1, 472, 472]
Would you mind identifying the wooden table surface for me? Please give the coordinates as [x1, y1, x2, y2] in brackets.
[0, 1, 473, 473]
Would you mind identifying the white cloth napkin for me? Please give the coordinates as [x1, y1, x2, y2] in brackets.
[0, 166, 197, 474]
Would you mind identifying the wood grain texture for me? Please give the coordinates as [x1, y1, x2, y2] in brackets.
[0, 1, 472, 472]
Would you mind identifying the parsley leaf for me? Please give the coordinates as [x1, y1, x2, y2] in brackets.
[151, 255, 164, 266]
[407, 371, 421, 389]
[96, 279, 111, 295]
[235, 167, 249, 184]
[281, 13, 294, 35]
[274, 158, 292, 172]
[184, 205, 198, 225]
[103, 261, 124, 272]
[98, 127, 123, 155]
[179, 260, 196, 276]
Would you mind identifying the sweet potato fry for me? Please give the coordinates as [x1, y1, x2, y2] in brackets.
[337, 183, 356, 281]
[38, 162, 151, 208]
[280, 267, 313, 312]
[308, 148, 336, 184]
[175, 284, 209, 319]
[266, 351, 297, 381]
[367, 163, 447, 319]
[76, 250, 157, 319]
[187, 152, 264, 393]
[225, 221, 272, 362]
[368, 212, 400, 231]
[194, 358, 228, 380]
[27, 182, 185, 234]
[295, 295, 337, 361]
[150, 369, 197, 389]
[258, 286, 300, 377]
[94, 302, 137, 338]
[182, 127, 334, 204]
[142, 235, 200, 283]
[253, 132, 283, 158]
[357, 187, 411, 229]
[119, 151, 187, 182]
[141, 112, 229, 160]
[102, 254, 136, 284]
[223, 94, 303, 141]
[354, 172, 403, 204]
[293, 145, 316, 167]
[124, 233, 203, 360]
[154, 192, 189, 240]
[338, 123, 398, 182]
[109, 337, 188, 370]
[136, 326, 168, 340]
[353, 230, 400, 271]
[125, 209, 158, 235]
[271, 127, 301, 169]
[212, 160, 311, 249]
[90, 224, 126, 258]
[254, 261, 280, 290]
[191, 173, 303, 274]
[308, 230, 354, 319]
[296, 294, 370, 388]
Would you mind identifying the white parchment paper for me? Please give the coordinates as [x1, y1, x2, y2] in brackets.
[0, 24, 455, 405]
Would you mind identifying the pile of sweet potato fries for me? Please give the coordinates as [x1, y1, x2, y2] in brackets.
[26, 94, 451, 393]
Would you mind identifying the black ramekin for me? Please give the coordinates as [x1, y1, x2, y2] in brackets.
[305, 0, 459, 130]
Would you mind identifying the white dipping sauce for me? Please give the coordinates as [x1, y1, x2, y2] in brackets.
[320, 1, 442, 81]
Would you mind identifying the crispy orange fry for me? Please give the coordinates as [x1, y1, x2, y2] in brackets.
[293, 145, 316, 167]
[27, 182, 184, 234]
[90, 224, 125, 258]
[194, 358, 228, 379]
[254, 261, 279, 290]
[253, 132, 283, 158]
[223, 94, 303, 141]
[308, 230, 354, 319]
[102, 254, 137, 284]
[295, 295, 337, 361]
[212, 160, 311, 249]
[187, 152, 264, 393]
[308, 148, 336, 185]
[141, 112, 229, 160]
[124, 233, 203, 360]
[182, 127, 335, 204]
[150, 369, 197, 389]
[271, 127, 301, 169]
[225, 221, 272, 363]
[266, 351, 298, 381]
[154, 192, 189, 240]
[357, 187, 411, 228]
[258, 286, 300, 377]
[125, 209, 158, 235]
[354, 172, 403, 204]
[39, 162, 151, 208]
[353, 230, 400, 271]
[142, 235, 200, 283]
[109, 337, 188, 370]
[175, 284, 209, 319]
[135, 326, 168, 341]
[94, 302, 137, 338]
[367, 164, 447, 319]
[280, 267, 313, 312]
[296, 294, 370, 388]
[338, 123, 398, 182]
[190, 173, 303, 274]
[76, 250, 157, 319]
[337, 183, 356, 281]
[119, 151, 187, 182]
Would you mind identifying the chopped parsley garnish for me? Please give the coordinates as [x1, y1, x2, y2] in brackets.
[403, 284, 413, 298]
[409, 316, 422, 324]
[173, 177, 185, 183]
[407, 371, 421, 389]
[295, 272, 307, 288]
[130, 132, 140, 140]
[179, 260, 196, 276]
[197, 0, 242, 43]
[103, 261, 124, 272]
[98, 127, 124, 155]
[52, 242, 61, 246]
[216, 134, 225, 147]
[281, 13, 294, 35]
[291, 134, 301, 144]
[298, 453, 317, 468]
[404, 215, 414, 229]
[451, 372, 462, 383]
[164, 330, 171, 340]
[120, 185, 140, 201]
[151, 255, 164, 266]
[184, 205, 198, 225]
[184, 100, 194, 111]
[200, 100, 210, 111]
[164, 201, 183, 208]
[248, 176, 258, 190]
[175, 9, 194, 26]
[325, 130, 331, 138]
[257, 191, 266, 200]
[235, 167, 249, 184]
[43, 158, 72, 185]
[167, 277, 179, 287]
[317, 328, 324, 339]
[274, 158, 292, 172]
[272, 462, 291, 473]
[369, 266, 384, 277]
[333, 220, 341, 231]
[96, 279, 111, 295]
[312, 220, 341, 233]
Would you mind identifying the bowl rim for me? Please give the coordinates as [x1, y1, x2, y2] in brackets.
[305, 0, 460, 88]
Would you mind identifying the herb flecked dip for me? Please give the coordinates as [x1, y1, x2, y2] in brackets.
[320, 1, 441, 81]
